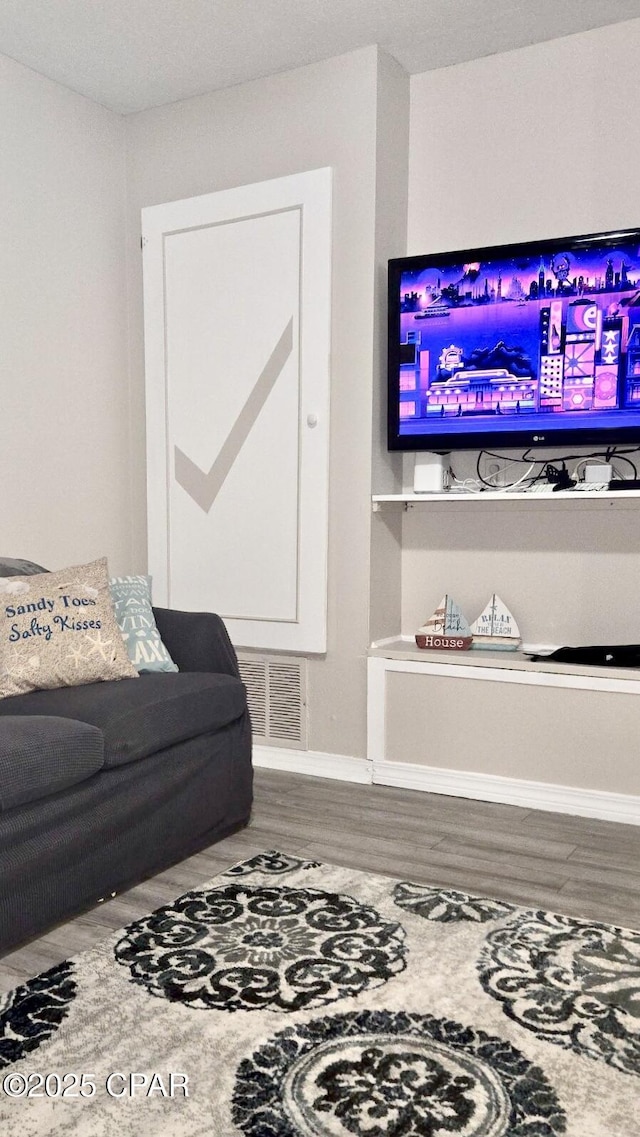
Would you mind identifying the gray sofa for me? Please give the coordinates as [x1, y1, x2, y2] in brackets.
[0, 562, 253, 954]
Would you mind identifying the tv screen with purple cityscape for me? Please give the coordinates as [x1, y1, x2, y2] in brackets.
[389, 229, 640, 450]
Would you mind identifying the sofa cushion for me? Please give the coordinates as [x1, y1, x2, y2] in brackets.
[0, 672, 247, 768]
[0, 715, 104, 810]
[0, 557, 138, 699]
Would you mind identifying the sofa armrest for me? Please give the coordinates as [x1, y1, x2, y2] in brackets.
[152, 608, 241, 678]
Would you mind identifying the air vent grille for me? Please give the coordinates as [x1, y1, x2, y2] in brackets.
[238, 655, 307, 748]
[237, 658, 267, 737]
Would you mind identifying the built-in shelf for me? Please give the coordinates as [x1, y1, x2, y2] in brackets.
[368, 638, 640, 684]
[372, 489, 640, 506]
[366, 644, 640, 824]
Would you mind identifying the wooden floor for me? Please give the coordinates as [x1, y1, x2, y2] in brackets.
[2, 767, 640, 992]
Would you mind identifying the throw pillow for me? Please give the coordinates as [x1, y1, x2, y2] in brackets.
[109, 575, 178, 673]
[0, 557, 138, 699]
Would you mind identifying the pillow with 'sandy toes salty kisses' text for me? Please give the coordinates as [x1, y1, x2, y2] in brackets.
[0, 557, 138, 698]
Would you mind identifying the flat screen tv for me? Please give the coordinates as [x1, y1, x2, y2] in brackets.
[388, 227, 640, 452]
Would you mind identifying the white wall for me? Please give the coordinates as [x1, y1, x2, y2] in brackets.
[404, 20, 640, 650]
[408, 21, 640, 255]
[0, 54, 130, 573]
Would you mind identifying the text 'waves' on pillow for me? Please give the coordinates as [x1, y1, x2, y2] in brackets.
[109, 575, 177, 674]
[0, 558, 138, 698]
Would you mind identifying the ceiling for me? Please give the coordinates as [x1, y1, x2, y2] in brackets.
[1, 0, 640, 115]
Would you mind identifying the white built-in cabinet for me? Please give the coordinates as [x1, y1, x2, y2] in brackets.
[142, 169, 332, 653]
[367, 492, 640, 822]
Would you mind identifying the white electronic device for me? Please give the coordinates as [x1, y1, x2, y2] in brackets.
[583, 462, 613, 483]
[413, 452, 447, 493]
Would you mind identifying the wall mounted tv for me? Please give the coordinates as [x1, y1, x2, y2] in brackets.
[388, 228, 640, 452]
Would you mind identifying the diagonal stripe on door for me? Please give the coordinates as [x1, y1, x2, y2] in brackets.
[174, 318, 294, 513]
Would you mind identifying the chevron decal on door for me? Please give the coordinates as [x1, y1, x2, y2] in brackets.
[174, 318, 294, 513]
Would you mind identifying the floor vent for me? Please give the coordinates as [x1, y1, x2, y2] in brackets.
[238, 655, 307, 749]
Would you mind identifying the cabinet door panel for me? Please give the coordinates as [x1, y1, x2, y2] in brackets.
[143, 169, 331, 652]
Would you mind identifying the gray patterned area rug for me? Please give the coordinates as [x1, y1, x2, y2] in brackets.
[1, 850, 639, 1136]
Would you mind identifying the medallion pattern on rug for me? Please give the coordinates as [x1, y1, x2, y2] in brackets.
[479, 909, 640, 1076]
[0, 961, 76, 1068]
[2, 853, 639, 1136]
[232, 1008, 567, 1137]
[394, 882, 514, 924]
[224, 849, 321, 877]
[115, 883, 406, 1012]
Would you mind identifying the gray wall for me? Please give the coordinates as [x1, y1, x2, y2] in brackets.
[386, 670, 640, 795]
[404, 20, 640, 651]
[3, 19, 638, 787]
[0, 53, 131, 573]
[125, 48, 384, 759]
[369, 51, 408, 645]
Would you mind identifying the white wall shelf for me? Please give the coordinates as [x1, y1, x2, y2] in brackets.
[368, 639, 640, 686]
[373, 490, 640, 507]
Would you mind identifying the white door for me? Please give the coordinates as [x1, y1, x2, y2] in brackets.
[142, 169, 332, 652]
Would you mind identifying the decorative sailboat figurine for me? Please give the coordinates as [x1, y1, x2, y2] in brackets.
[415, 595, 473, 651]
[470, 594, 521, 651]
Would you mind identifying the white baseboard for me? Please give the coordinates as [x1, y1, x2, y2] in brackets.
[373, 759, 640, 826]
[252, 744, 371, 784]
[252, 746, 640, 826]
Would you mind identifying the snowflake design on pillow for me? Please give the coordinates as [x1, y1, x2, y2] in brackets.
[0, 580, 30, 596]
